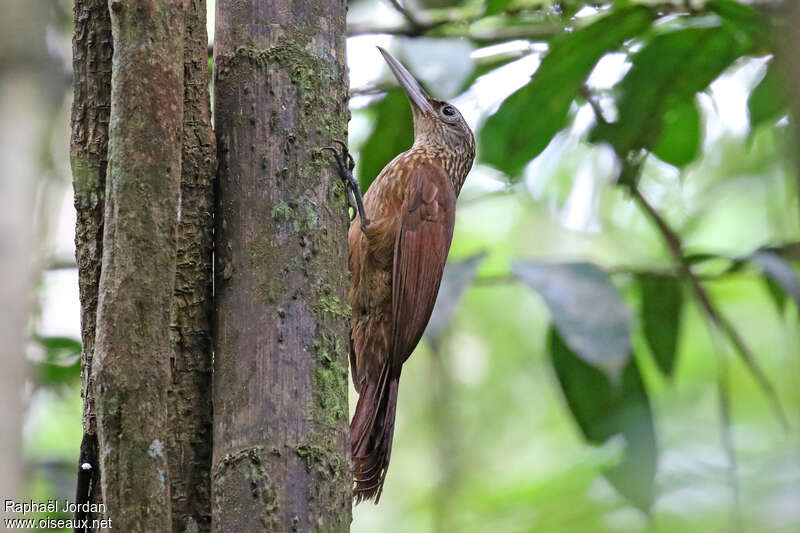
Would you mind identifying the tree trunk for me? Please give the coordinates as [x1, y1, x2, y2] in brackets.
[70, 0, 112, 523]
[91, 1, 186, 529]
[212, 0, 352, 530]
[167, 0, 216, 531]
[0, 0, 52, 506]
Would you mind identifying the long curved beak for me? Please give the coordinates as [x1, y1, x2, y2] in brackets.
[377, 46, 435, 115]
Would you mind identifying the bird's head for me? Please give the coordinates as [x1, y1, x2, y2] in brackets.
[378, 47, 475, 167]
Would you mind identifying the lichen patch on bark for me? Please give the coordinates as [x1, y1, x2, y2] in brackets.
[212, 0, 352, 530]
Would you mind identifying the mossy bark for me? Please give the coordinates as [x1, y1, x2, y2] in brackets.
[70, 0, 112, 525]
[167, 1, 216, 531]
[91, 1, 186, 529]
[212, 0, 352, 531]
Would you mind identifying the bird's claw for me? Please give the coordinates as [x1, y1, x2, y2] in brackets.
[322, 140, 354, 173]
[334, 139, 355, 171]
[324, 139, 370, 228]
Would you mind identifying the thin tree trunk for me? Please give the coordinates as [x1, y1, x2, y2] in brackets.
[92, 1, 186, 529]
[0, 115, 29, 525]
[167, 0, 216, 531]
[70, 0, 112, 524]
[212, 0, 352, 530]
[0, 0, 49, 506]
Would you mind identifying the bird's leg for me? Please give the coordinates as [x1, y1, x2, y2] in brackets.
[323, 140, 371, 232]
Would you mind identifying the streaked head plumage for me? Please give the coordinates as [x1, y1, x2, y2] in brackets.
[377, 46, 475, 190]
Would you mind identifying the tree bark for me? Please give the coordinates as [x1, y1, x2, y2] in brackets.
[91, 1, 186, 529]
[70, 0, 112, 524]
[212, 0, 352, 530]
[167, 0, 216, 531]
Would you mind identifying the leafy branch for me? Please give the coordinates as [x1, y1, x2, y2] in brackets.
[481, 0, 791, 430]
[385, 0, 443, 35]
[352, 0, 798, 513]
[347, 0, 786, 40]
[470, 241, 800, 287]
[627, 179, 789, 429]
[347, 20, 564, 43]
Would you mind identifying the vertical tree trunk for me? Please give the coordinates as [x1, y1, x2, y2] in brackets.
[167, 1, 216, 531]
[0, 0, 49, 506]
[70, 0, 112, 523]
[212, 0, 352, 530]
[91, 1, 185, 529]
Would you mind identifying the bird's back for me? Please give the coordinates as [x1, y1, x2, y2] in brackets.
[347, 149, 423, 389]
[347, 149, 457, 503]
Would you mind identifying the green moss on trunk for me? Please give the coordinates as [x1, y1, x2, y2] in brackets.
[70, 0, 113, 521]
[212, 0, 352, 530]
[92, 1, 185, 529]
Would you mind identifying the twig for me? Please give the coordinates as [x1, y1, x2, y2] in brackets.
[346, 21, 562, 42]
[387, 0, 426, 32]
[350, 82, 395, 97]
[628, 184, 789, 429]
[347, 1, 786, 40]
[44, 259, 79, 271]
[471, 264, 776, 288]
[382, 0, 448, 36]
[581, 85, 609, 126]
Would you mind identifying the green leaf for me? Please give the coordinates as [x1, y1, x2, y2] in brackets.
[617, 151, 647, 187]
[426, 253, 487, 349]
[357, 88, 414, 192]
[35, 335, 82, 363]
[651, 98, 701, 167]
[36, 359, 81, 387]
[708, 0, 772, 48]
[748, 60, 790, 132]
[484, 0, 514, 16]
[32, 335, 82, 387]
[750, 251, 800, 311]
[513, 261, 632, 380]
[763, 276, 788, 313]
[479, 5, 655, 177]
[590, 23, 753, 157]
[638, 274, 683, 378]
[549, 328, 657, 511]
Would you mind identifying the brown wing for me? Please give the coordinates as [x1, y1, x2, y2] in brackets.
[389, 162, 456, 371]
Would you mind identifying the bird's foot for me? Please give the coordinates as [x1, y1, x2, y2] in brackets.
[323, 140, 371, 229]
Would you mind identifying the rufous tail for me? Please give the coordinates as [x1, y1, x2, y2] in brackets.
[350, 359, 399, 504]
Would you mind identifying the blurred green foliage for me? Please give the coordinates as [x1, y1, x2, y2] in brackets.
[637, 274, 683, 378]
[481, 4, 655, 176]
[749, 60, 790, 133]
[348, 0, 799, 531]
[358, 87, 414, 191]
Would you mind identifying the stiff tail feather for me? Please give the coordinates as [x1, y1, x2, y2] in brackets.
[350, 359, 400, 504]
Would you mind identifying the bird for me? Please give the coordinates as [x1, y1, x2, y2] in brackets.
[325, 46, 475, 503]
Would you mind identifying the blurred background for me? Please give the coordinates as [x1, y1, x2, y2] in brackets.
[4, 0, 799, 531]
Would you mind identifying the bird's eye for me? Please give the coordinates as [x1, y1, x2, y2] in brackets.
[441, 105, 456, 117]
